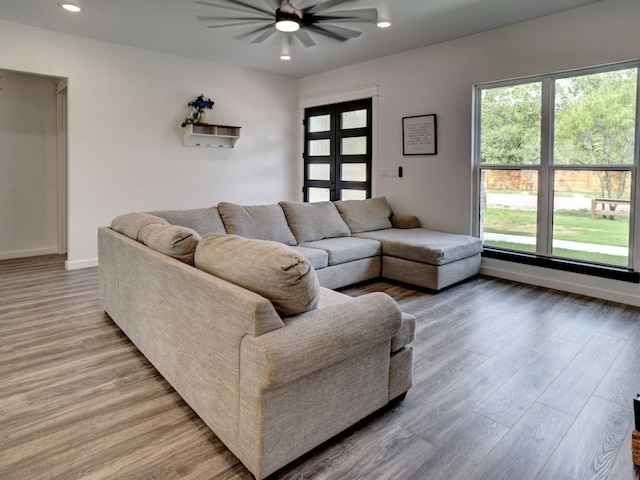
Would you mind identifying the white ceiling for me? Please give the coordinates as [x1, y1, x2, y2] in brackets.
[0, 0, 601, 78]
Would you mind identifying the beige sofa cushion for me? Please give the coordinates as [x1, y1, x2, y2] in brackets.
[279, 201, 351, 243]
[299, 237, 381, 266]
[291, 245, 329, 270]
[391, 214, 421, 229]
[139, 224, 201, 265]
[355, 228, 483, 266]
[148, 206, 225, 235]
[334, 197, 393, 233]
[110, 212, 168, 241]
[195, 234, 319, 316]
[218, 202, 297, 246]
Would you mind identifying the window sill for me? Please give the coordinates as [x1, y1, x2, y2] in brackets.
[482, 247, 640, 283]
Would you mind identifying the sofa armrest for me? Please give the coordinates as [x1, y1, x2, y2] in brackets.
[391, 214, 421, 229]
[241, 292, 402, 390]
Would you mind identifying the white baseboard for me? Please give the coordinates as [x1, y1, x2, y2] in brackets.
[65, 258, 98, 270]
[481, 259, 640, 307]
[0, 247, 58, 260]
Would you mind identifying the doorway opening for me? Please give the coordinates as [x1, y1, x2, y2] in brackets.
[0, 69, 68, 260]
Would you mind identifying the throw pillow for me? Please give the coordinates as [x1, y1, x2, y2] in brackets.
[139, 224, 201, 265]
[194, 233, 319, 316]
[218, 202, 297, 246]
[279, 201, 351, 243]
[110, 212, 169, 241]
[334, 197, 393, 233]
[391, 214, 421, 229]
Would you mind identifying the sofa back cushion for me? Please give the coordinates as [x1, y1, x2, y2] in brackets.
[139, 224, 201, 265]
[148, 207, 225, 235]
[334, 197, 393, 233]
[110, 212, 168, 241]
[194, 234, 319, 317]
[279, 201, 351, 243]
[218, 202, 297, 246]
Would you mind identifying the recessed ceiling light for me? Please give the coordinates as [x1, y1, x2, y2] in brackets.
[60, 3, 82, 13]
[280, 54, 292, 61]
[377, 21, 391, 28]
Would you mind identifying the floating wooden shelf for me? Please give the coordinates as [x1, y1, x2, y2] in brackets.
[183, 123, 241, 148]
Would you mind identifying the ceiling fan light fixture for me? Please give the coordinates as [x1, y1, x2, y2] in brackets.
[276, 19, 299, 32]
[60, 2, 82, 12]
[280, 54, 292, 61]
[377, 20, 391, 28]
[275, 8, 300, 32]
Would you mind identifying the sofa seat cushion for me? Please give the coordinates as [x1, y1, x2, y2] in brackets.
[279, 201, 351, 243]
[334, 197, 393, 233]
[148, 206, 225, 235]
[355, 228, 482, 266]
[291, 246, 329, 270]
[299, 237, 381, 266]
[194, 233, 319, 317]
[218, 202, 297, 246]
[139, 224, 201, 265]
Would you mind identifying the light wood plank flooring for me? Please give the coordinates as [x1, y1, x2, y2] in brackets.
[1, 254, 640, 479]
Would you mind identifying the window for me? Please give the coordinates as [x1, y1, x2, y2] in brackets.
[303, 98, 372, 202]
[475, 63, 639, 275]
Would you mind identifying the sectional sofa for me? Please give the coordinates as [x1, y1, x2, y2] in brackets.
[151, 196, 483, 291]
[98, 197, 481, 479]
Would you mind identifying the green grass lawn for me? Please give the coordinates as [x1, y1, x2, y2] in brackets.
[483, 208, 629, 246]
[483, 208, 629, 266]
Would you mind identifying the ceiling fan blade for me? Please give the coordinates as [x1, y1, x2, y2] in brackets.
[201, 20, 273, 29]
[303, 23, 349, 42]
[250, 27, 278, 44]
[293, 29, 316, 47]
[313, 8, 378, 22]
[303, 0, 356, 14]
[313, 24, 361, 38]
[195, 0, 273, 17]
[261, 0, 281, 9]
[197, 15, 272, 22]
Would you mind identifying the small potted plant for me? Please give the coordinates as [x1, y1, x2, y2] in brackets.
[181, 94, 214, 127]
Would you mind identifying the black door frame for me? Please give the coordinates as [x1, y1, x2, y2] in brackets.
[303, 98, 372, 202]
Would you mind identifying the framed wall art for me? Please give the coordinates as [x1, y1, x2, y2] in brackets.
[402, 114, 437, 155]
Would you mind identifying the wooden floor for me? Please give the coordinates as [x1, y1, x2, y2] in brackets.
[1, 255, 640, 479]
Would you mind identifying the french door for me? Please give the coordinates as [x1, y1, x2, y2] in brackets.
[303, 98, 372, 202]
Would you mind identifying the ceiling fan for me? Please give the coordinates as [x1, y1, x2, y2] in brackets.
[195, 0, 379, 48]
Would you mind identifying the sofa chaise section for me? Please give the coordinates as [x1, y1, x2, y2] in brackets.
[355, 227, 482, 290]
[334, 197, 483, 291]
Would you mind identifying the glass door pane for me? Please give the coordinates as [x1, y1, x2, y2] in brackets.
[308, 114, 331, 133]
[308, 187, 331, 203]
[308, 164, 330, 181]
[341, 189, 367, 200]
[340, 136, 367, 155]
[341, 109, 367, 129]
[308, 139, 331, 156]
[341, 163, 367, 182]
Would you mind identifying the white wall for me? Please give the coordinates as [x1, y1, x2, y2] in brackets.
[299, 0, 640, 306]
[0, 70, 58, 259]
[0, 20, 299, 268]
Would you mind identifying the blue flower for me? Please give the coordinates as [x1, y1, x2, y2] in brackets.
[181, 94, 215, 127]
